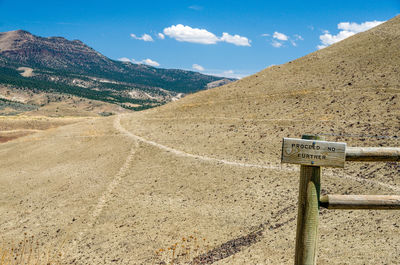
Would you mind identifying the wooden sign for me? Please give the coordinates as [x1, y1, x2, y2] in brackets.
[281, 138, 346, 168]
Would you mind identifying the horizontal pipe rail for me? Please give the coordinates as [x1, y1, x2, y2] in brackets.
[345, 147, 400, 162]
[320, 195, 400, 210]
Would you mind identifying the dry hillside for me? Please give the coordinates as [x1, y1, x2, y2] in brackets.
[0, 16, 399, 264]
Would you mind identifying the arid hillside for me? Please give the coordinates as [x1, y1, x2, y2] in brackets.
[0, 16, 399, 265]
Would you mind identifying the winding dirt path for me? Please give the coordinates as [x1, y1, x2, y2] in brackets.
[114, 115, 400, 193]
[114, 115, 288, 171]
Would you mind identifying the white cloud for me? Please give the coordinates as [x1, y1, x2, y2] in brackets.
[118, 57, 132, 63]
[271, 40, 282, 48]
[261, 33, 270, 37]
[192, 64, 205, 71]
[141, 58, 160, 67]
[273, 31, 288, 41]
[141, 34, 154, 41]
[163, 24, 251, 46]
[338, 21, 384, 32]
[158, 33, 165, 39]
[220, 32, 251, 46]
[205, 69, 250, 79]
[318, 30, 355, 49]
[269, 31, 302, 48]
[223, 70, 234, 75]
[163, 24, 219, 44]
[130, 33, 154, 42]
[119, 57, 160, 67]
[290, 34, 303, 46]
[318, 20, 385, 49]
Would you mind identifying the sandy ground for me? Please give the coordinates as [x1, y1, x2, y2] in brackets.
[17, 67, 34, 77]
[0, 113, 398, 264]
[0, 15, 399, 265]
[0, 115, 90, 143]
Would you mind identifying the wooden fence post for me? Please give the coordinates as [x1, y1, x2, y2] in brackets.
[282, 136, 399, 263]
[294, 134, 324, 265]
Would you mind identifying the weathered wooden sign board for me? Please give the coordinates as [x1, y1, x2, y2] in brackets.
[281, 138, 346, 168]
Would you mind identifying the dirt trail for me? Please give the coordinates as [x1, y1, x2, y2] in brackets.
[115, 115, 400, 193]
[114, 115, 286, 171]
[88, 148, 138, 227]
[68, 119, 140, 257]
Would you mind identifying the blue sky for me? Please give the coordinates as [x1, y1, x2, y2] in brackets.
[0, 0, 399, 78]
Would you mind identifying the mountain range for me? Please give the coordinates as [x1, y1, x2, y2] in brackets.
[0, 30, 234, 115]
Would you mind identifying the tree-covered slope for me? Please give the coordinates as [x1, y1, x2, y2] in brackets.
[0, 30, 235, 113]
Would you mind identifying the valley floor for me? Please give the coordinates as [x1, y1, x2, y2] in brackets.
[0, 112, 399, 264]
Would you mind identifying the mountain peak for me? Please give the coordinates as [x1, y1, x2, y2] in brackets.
[2, 29, 32, 36]
[0, 29, 34, 39]
[0, 29, 33, 51]
[14, 29, 32, 35]
[0, 29, 110, 70]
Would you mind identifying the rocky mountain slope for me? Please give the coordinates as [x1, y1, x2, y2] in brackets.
[0, 16, 399, 265]
[0, 30, 234, 115]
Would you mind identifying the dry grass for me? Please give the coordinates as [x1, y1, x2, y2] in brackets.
[0, 234, 65, 265]
[155, 232, 214, 264]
